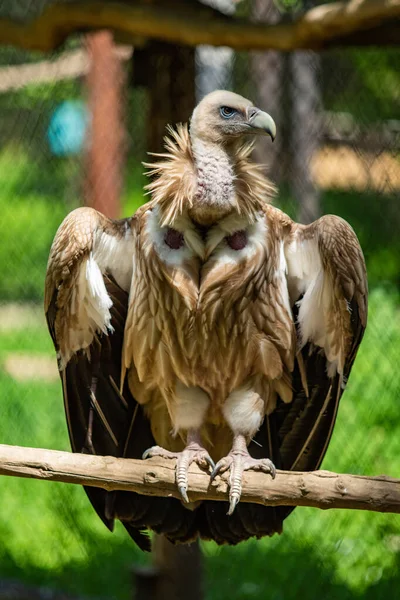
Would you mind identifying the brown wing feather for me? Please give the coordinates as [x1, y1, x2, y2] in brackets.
[200, 212, 367, 543]
[279, 214, 367, 473]
[45, 210, 199, 551]
[47, 272, 150, 550]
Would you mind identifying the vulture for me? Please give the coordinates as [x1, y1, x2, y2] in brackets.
[45, 90, 367, 551]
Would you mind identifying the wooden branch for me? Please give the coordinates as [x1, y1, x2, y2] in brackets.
[0, 444, 399, 514]
[0, 46, 132, 93]
[0, 0, 399, 53]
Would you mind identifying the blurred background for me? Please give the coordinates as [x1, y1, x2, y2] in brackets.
[0, 0, 399, 599]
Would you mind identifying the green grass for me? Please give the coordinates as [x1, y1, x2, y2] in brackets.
[0, 324, 146, 598]
[0, 289, 399, 599]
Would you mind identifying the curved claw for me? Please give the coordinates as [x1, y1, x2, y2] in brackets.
[178, 485, 189, 504]
[142, 443, 214, 504]
[177, 445, 215, 503]
[210, 457, 231, 481]
[205, 455, 216, 470]
[212, 450, 277, 515]
[251, 458, 276, 479]
[210, 464, 222, 481]
[142, 446, 177, 461]
[227, 494, 240, 516]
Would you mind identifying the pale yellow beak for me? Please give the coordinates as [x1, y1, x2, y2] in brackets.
[247, 109, 276, 141]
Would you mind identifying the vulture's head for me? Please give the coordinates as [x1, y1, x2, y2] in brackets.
[189, 90, 276, 146]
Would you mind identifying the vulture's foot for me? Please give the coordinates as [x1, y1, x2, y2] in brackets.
[211, 437, 276, 515]
[143, 438, 214, 504]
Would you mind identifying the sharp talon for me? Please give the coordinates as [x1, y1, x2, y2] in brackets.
[206, 455, 216, 470]
[210, 464, 221, 480]
[143, 441, 214, 502]
[227, 495, 239, 516]
[212, 444, 277, 515]
[211, 457, 232, 480]
[179, 486, 189, 503]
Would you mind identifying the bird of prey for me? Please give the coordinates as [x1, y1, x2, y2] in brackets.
[45, 90, 367, 550]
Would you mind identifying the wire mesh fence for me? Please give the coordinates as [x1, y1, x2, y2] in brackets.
[0, 1, 399, 598]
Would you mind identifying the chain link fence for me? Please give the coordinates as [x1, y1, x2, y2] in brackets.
[0, 1, 399, 598]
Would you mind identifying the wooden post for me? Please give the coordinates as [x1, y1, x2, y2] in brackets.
[289, 0, 322, 224]
[85, 31, 126, 218]
[130, 19, 198, 598]
[132, 39, 195, 153]
[133, 536, 203, 600]
[290, 49, 322, 223]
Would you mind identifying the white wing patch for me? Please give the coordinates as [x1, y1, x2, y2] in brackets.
[93, 228, 134, 292]
[85, 254, 114, 331]
[58, 227, 135, 370]
[58, 254, 114, 369]
[285, 233, 344, 377]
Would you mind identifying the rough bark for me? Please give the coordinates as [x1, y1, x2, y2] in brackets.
[251, 0, 285, 181]
[0, 444, 399, 514]
[290, 50, 322, 223]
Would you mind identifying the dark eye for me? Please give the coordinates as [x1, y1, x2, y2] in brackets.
[220, 106, 236, 119]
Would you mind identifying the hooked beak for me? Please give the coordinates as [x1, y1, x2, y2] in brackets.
[247, 108, 276, 141]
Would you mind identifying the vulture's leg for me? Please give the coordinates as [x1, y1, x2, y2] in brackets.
[211, 434, 276, 515]
[143, 429, 214, 503]
[143, 384, 212, 502]
[211, 387, 276, 515]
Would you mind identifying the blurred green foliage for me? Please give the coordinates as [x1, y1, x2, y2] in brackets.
[324, 49, 400, 123]
[0, 147, 145, 301]
[0, 289, 398, 599]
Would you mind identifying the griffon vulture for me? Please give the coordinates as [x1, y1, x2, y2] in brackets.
[45, 90, 367, 550]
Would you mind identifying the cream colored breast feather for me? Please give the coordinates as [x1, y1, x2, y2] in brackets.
[143, 123, 277, 227]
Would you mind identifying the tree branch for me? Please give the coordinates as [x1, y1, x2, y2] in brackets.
[0, 444, 398, 514]
[0, 0, 399, 53]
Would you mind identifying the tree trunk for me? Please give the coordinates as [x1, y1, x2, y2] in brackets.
[132, 40, 195, 153]
[133, 536, 203, 600]
[289, 0, 322, 224]
[251, 0, 285, 183]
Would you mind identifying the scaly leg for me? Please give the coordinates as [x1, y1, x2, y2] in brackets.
[143, 429, 214, 503]
[211, 434, 276, 515]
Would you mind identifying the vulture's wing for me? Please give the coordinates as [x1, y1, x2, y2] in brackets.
[45, 207, 199, 550]
[277, 214, 368, 473]
[45, 207, 153, 550]
[201, 214, 367, 545]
